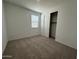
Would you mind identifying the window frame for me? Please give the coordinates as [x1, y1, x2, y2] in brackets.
[31, 15, 39, 28]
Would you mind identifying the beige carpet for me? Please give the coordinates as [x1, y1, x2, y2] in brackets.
[3, 35, 76, 59]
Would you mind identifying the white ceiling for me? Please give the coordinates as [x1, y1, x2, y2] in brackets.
[4, 0, 70, 12]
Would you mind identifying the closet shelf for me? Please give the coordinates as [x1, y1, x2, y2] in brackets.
[51, 22, 57, 24]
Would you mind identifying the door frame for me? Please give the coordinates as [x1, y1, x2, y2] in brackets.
[49, 11, 58, 39]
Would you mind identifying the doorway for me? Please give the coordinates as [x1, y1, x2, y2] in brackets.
[49, 11, 58, 40]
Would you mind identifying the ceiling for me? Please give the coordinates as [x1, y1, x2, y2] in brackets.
[4, 0, 70, 13]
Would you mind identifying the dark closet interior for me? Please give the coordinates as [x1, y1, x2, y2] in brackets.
[49, 11, 58, 39]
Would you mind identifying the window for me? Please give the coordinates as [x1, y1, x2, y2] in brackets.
[31, 15, 39, 28]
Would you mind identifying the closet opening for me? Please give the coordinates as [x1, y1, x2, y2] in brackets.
[49, 11, 58, 40]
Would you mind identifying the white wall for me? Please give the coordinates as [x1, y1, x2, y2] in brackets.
[5, 3, 41, 41]
[41, 0, 77, 49]
[2, 3, 8, 53]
